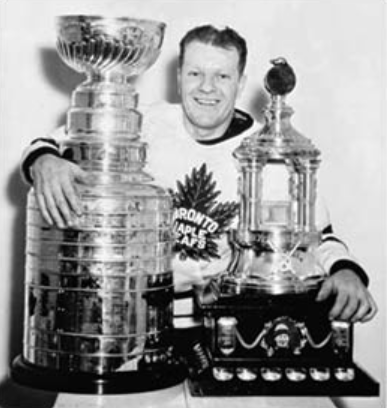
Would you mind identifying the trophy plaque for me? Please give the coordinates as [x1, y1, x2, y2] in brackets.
[189, 59, 379, 397]
[11, 15, 185, 394]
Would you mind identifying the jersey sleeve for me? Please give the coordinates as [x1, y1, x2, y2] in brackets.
[20, 126, 66, 184]
[315, 196, 369, 286]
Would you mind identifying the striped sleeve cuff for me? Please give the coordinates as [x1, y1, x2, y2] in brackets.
[318, 224, 369, 287]
[329, 259, 369, 287]
[21, 145, 61, 184]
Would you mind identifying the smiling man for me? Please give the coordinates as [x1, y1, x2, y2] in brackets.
[178, 29, 247, 141]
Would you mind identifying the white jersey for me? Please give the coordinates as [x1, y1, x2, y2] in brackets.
[144, 102, 246, 202]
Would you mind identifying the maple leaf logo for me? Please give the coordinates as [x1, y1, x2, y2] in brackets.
[168, 163, 239, 261]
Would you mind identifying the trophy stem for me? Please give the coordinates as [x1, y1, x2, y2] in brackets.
[87, 71, 134, 85]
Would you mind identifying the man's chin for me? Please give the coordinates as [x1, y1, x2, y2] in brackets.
[189, 116, 226, 131]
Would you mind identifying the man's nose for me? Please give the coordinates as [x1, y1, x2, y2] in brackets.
[199, 74, 216, 92]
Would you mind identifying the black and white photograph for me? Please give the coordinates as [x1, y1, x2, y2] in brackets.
[0, 1, 385, 408]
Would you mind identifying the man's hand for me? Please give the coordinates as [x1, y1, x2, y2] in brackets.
[316, 269, 377, 323]
[173, 257, 224, 293]
[31, 154, 90, 228]
[173, 248, 232, 293]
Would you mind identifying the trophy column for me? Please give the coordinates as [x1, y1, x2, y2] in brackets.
[11, 15, 185, 394]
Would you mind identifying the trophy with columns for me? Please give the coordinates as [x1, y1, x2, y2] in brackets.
[11, 15, 185, 394]
[190, 59, 379, 397]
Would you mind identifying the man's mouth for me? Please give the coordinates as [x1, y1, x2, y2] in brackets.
[194, 97, 220, 106]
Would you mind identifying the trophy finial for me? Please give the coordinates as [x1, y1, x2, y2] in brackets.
[264, 57, 296, 96]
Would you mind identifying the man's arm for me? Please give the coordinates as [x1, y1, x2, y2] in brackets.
[21, 128, 88, 228]
[315, 224, 377, 323]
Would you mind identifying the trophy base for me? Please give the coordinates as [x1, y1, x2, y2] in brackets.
[188, 364, 379, 396]
[191, 290, 379, 397]
[11, 355, 186, 394]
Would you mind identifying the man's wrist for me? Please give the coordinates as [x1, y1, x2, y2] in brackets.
[329, 260, 369, 287]
[22, 147, 61, 184]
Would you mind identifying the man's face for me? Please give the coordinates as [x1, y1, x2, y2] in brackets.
[178, 41, 246, 138]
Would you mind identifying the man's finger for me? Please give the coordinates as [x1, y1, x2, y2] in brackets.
[62, 178, 83, 216]
[43, 187, 66, 229]
[48, 181, 76, 227]
[316, 279, 333, 302]
[350, 298, 372, 323]
[337, 296, 360, 321]
[360, 295, 378, 323]
[35, 190, 53, 226]
[329, 292, 349, 320]
[74, 167, 94, 185]
[57, 190, 76, 227]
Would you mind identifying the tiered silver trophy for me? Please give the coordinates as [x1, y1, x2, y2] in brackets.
[190, 59, 379, 397]
[11, 15, 185, 394]
[224, 58, 323, 295]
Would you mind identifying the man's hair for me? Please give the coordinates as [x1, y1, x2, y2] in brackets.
[178, 25, 247, 76]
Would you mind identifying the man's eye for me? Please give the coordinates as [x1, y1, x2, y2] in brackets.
[218, 74, 230, 80]
[188, 71, 200, 77]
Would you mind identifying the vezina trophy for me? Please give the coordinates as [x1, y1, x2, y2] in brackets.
[11, 15, 185, 394]
[189, 59, 379, 397]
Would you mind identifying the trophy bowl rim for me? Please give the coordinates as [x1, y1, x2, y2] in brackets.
[56, 14, 166, 31]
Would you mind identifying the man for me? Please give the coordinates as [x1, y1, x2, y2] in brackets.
[21, 25, 376, 325]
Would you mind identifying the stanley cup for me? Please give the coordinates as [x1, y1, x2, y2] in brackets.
[12, 15, 185, 394]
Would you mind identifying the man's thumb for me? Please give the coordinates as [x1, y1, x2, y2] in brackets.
[316, 278, 333, 302]
[74, 167, 93, 184]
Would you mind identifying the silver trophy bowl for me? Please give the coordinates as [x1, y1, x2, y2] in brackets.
[56, 15, 165, 78]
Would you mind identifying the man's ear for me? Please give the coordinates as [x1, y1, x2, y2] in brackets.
[237, 74, 247, 98]
[177, 67, 182, 95]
